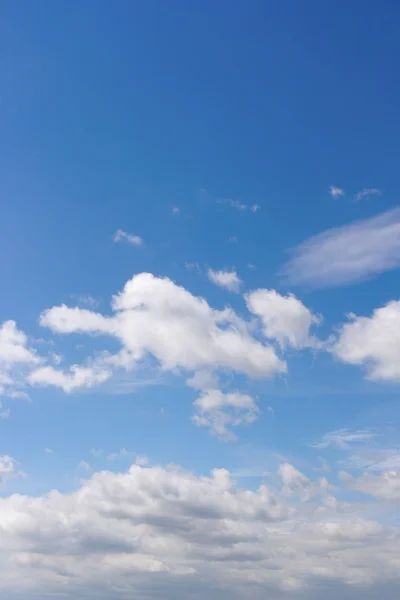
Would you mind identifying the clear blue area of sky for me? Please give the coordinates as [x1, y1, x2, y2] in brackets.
[1, 0, 400, 496]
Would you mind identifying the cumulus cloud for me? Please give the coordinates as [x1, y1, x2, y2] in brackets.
[113, 229, 143, 246]
[0, 462, 398, 599]
[192, 389, 259, 441]
[312, 428, 376, 449]
[329, 185, 345, 198]
[348, 469, 400, 500]
[246, 289, 321, 349]
[207, 268, 242, 293]
[39, 273, 286, 383]
[281, 208, 400, 288]
[354, 188, 382, 202]
[331, 300, 400, 380]
[0, 321, 41, 398]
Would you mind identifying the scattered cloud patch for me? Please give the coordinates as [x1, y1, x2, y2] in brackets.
[329, 185, 345, 198]
[192, 389, 259, 441]
[44, 448, 53, 454]
[78, 460, 91, 471]
[217, 198, 248, 211]
[172, 206, 180, 214]
[331, 300, 400, 380]
[207, 268, 242, 293]
[246, 289, 321, 349]
[281, 208, 400, 288]
[312, 428, 376, 449]
[113, 229, 143, 246]
[251, 204, 260, 212]
[354, 188, 382, 202]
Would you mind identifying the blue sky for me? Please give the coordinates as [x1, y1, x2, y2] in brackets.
[1, 2, 400, 599]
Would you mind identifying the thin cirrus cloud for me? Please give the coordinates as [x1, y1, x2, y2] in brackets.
[354, 188, 382, 202]
[280, 207, 400, 288]
[113, 229, 143, 246]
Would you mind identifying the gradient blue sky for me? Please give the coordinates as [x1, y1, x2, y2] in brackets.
[1, 2, 400, 599]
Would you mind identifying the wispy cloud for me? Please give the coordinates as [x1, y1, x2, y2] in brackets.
[217, 198, 248, 211]
[281, 207, 400, 288]
[172, 206, 180, 214]
[354, 188, 382, 202]
[113, 229, 143, 246]
[329, 185, 345, 198]
[251, 204, 260, 212]
[312, 428, 376, 449]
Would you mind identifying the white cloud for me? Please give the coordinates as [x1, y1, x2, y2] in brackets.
[113, 229, 143, 246]
[217, 198, 248, 210]
[107, 448, 134, 461]
[246, 289, 321, 349]
[279, 462, 315, 501]
[78, 460, 91, 471]
[312, 428, 376, 449]
[349, 469, 400, 500]
[0, 321, 41, 399]
[354, 188, 382, 202]
[329, 185, 345, 198]
[281, 208, 400, 288]
[331, 300, 400, 380]
[0, 462, 396, 599]
[207, 268, 242, 293]
[28, 364, 111, 392]
[192, 389, 259, 441]
[0, 321, 39, 367]
[135, 455, 149, 466]
[172, 206, 180, 214]
[251, 204, 260, 212]
[39, 273, 286, 382]
[0, 455, 15, 477]
[44, 448, 53, 454]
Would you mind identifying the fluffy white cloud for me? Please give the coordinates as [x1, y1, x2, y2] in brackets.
[281, 208, 400, 288]
[28, 364, 111, 393]
[40, 273, 286, 382]
[113, 229, 143, 246]
[329, 185, 345, 198]
[331, 300, 400, 380]
[312, 428, 376, 449]
[0, 462, 398, 599]
[246, 289, 321, 349]
[207, 268, 242, 293]
[192, 389, 259, 441]
[0, 321, 41, 398]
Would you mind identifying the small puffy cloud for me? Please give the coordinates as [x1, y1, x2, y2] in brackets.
[0, 455, 15, 476]
[135, 455, 149, 466]
[28, 364, 111, 392]
[113, 229, 143, 246]
[331, 300, 400, 380]
[251, 204, 260, 212]
[312, 428, 376, 449]
[246, 289, 321, 349]
[78, 460, 91, 471]
[354, 188, 382, 202]
[172, 206, 180, 214]
[207, 268, 242, 293]
[0, 321, 39, 367]
[329, 185, 345, 198]
[44, 448, 53, 454]
[192, 389, 259, 441]
[281, 208, 400, 288]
